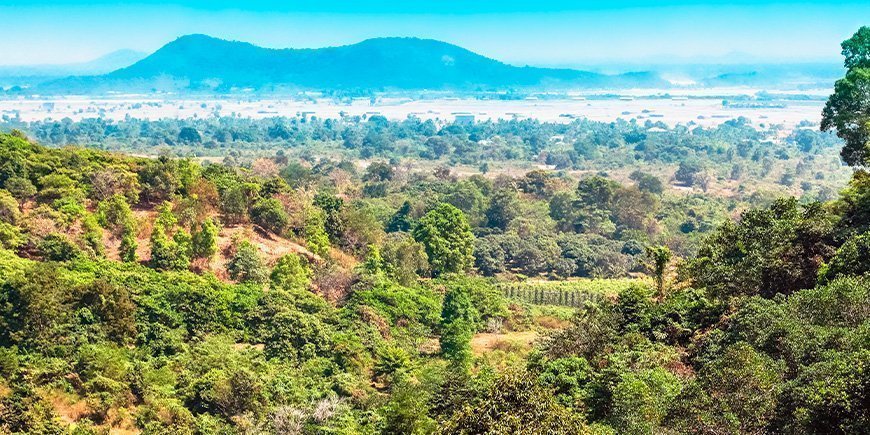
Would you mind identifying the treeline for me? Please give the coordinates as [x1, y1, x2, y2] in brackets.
[1, 113, 844, 178]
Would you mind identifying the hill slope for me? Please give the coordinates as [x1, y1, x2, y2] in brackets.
[47, 34, 665, 92]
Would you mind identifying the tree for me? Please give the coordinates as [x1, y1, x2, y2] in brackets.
[219, 183, 253, 224]
[0, 190, 20, 225]
[645, 245, 672, 297]
[630, 170, 664, 195]
[362, 244, 384, 275]
[149, 223, 189, 271]
[74, 279, 137, 344]
[439, 285, 479, 369]
[439, 369, 588, 434]
[685, 198, 835, 299]
[192, 218, 219, 260]
[313, 193, 344, 242]
[270, 253, 310, 292]
[822, 27, 870, 166]
[386, 201, 414, 233]
[576, 175, 619, 208]
[250, 197, 289, 235]
[304, 208, 331, 257]
[227, 241, 268, 284]
[674, 159, 705, 187]
[4, 176, 36, 201]
[119, 222, 138, 263]
[485, 188, 519, 231]
[178, 127, 202, 143]
[423, 136, 450, 159]
[819, 231, 870, 282]
[412, 204, 474, 276]
[97, 194, 134, 235]
[381, 233, 429, 285]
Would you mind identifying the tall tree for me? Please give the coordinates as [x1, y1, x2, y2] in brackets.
[439, 285, 479, 370]
[822, 26, 870, 166]
[645, 245, 672, 297]
[412, 203, 474, 276]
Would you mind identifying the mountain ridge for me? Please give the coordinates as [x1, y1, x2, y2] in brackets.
[43, 34, 666, 93]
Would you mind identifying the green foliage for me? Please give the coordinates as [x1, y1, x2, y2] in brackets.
[537, 356, 594, 410]
[439, 285, 479, 369]
[0, 41, 869, 432]
[119, 222, 138, 263]
[820, 230, 870, 282]
[81, 212, 105, 258]
[823, 26, 870, 166]
[314, 192, 345, 242]
[349, 281, 442, 329]
[149, 223, 190, 271]
[0, 222, 23, 250]
[381, 232, 429, 285]
[0, 190, 20, 225]
[674, 159, 705, 187]
[629, 170, 664, 195]
[191, 218, 219, 260]
[362, 244, 384, 275]
[226, 240, 268, 284]
[269, 253, 310, 292]
[610, 368, 682, 434]
[39, 233, 80, 261]
[439, 368, 589, 434]
[96, 194, 134, 234]
[484, 188, 519, 230]
[304, 207, 331, 257]
[686, 198, 836, 299]
[645, 245, 671, 296]
[250, 197, 289, 235]
[386, 200, 414, 232]
[4, 176, 36, 201]
[413, 203, 474, 276]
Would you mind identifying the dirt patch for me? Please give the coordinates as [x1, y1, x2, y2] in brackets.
[46, 390, 90, 424]
[470, 331, 538, 355]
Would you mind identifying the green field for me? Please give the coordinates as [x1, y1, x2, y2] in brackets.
[498, 278, 645, 307]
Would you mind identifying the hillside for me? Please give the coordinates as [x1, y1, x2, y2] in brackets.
[44, 34, 666, 92]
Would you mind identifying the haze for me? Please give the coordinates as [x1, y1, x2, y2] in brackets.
[2, 0, 868, 67]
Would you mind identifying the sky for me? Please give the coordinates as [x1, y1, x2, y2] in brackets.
[1, 0, 867, 67]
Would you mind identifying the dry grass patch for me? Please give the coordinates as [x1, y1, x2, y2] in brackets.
[470, 331, 538, 355]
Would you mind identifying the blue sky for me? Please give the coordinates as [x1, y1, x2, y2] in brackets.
[1, 1, 867, 66]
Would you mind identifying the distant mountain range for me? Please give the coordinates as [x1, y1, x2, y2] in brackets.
[38, 35, 668, 93]
[0, 50, 147, 87]
[0, 35, 843, 94]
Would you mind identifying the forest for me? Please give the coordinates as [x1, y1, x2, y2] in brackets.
[0, 27, 868, 435]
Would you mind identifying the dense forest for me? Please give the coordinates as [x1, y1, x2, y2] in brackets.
[0, 27, 868, 435]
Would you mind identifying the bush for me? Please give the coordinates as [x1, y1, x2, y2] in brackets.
[251, 197, 290, 235]
[192, 218, 219, 260]
[39, 233, 80, 261]
[226, 241, 268, 284]
[270, 253, 310, 292]
[0, 190, 20, 225]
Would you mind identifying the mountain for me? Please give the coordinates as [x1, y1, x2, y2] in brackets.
[41, 35, 667, 93]
[0, 50, 147, 88]
[75, 49, 149, 75]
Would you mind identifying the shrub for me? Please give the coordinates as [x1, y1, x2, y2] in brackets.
[251, 197, 290, 235]
[227, 241, 268, 284]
